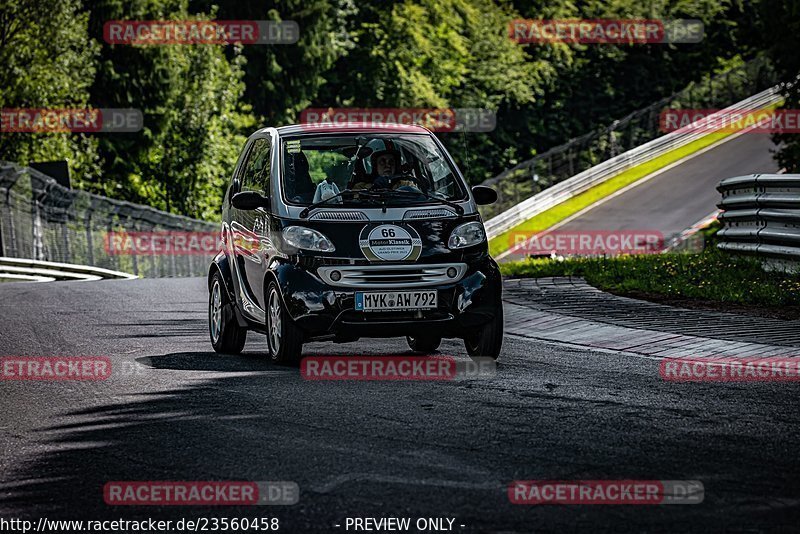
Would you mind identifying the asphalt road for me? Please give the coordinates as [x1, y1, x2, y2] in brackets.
[1, 277, 799, 533]
[558, 133, 780, 236]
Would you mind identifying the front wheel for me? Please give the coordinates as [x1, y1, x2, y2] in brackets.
[209, 272, 247, 354]
[266, 282, 304, 364]
[464, 306, 503, 360]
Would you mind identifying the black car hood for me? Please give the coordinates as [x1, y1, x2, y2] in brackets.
[278, 214, 485, 263]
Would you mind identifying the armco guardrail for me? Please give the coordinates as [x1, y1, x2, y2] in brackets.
[716, 174, 800, 266]
[483, 85, 785, 240]
[0, 162, 217, 278]
[0, 257, 137, 282]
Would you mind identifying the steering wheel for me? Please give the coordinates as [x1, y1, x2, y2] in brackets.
[370, 173, 423, 191]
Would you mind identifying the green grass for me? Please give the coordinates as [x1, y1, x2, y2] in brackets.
[487, 131, 732, 257]
[500, 250, 800, 308]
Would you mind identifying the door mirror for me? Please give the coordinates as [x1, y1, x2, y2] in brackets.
[231, 191, 269, 211]
[471, 185, 497, 206]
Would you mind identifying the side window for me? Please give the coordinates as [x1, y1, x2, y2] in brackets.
[240, 137, 272, 195]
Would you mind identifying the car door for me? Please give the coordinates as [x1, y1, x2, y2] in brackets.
[231, 136, 273, 316]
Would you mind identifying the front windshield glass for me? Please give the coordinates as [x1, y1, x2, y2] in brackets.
[281, 134, 467, 207]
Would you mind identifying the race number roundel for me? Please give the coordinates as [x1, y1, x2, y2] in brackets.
[359, 224, 422, 261]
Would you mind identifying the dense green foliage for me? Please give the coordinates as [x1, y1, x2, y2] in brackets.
[1, 0, 795, 219]
[501, 250, 800, 308]
[756, 0, 800, 171]
[85, 0, 255, 219]
[0, 0, 101, 181]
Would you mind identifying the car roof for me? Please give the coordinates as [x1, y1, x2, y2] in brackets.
[275, 122, 431, 137]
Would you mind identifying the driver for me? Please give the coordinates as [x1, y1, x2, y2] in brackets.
[351, 149, 415, 190]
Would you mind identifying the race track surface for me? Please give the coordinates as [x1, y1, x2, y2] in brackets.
[559, 133, 780, 236]
[1, 277, 799, 532]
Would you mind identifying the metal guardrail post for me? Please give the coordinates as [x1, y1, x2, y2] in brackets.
[61, 219, 71, 264]
[31, 194, 44, 261]
[85, 200, 95, 266]
[0, 188, 7, 257]
[7, 187, 18, 257]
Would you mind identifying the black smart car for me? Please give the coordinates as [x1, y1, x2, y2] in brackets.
[208, 122, 503, 363]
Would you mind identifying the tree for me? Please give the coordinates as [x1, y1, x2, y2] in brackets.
[0, 0, 101, 182]
[3, 0, 786, 214]
[756, 0, 800, 171]
[510, 0, 747, 152]
[191, 0, 356, 124]
[86, 0, 255, 219]
[313, 0, 548, 182]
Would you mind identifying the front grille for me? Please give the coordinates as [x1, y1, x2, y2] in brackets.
[308, 210, 368, 221]
[403, 208, 458, 219]
[317, 263, 467, 288]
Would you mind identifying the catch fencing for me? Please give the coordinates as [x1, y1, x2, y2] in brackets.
[0, 162, 218, 278]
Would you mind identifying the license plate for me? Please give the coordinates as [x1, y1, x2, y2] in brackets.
[355, 290, 437, 312]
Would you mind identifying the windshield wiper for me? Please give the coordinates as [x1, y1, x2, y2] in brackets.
[299, 189, 380, 218]
[373, 188, 465, 215]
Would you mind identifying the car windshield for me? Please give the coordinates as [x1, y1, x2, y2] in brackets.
[281, 134, 467, 207]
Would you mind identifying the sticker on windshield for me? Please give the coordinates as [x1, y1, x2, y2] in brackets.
[359, 224, 422, 262]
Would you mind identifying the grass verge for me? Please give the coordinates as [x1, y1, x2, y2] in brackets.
[500, 250, 800, 311]
[487, 131, 732, 257]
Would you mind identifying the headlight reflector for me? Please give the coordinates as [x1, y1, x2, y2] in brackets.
[448, 221, 485, 249]
[282, 226, 335, 252]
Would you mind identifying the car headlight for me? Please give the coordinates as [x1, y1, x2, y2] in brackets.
[448, 221, 485, 249]
[282, 226, 335, 252]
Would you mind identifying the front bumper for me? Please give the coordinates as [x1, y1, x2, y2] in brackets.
[272, 256, 502, 340]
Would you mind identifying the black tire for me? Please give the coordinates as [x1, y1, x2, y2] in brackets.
[406, 335, 442, 353]
[464, 306, 503, 360]
[266, 281, 304, 364]
[209, 272, 247, 354]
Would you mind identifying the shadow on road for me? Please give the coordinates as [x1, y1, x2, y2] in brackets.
[100, 318, 208, 339]
[136, 352, 290, 372]
[2, 342, 798, 532]
[1, 372, 308, 520]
